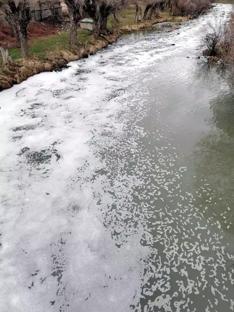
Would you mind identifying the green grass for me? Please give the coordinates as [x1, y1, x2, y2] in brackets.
[119, 7, 137, 25]
[9, 29, 93, 61]
[9, 48, 21, 60]
[7, 7, 138, 62]
[6, 7, 175, 63]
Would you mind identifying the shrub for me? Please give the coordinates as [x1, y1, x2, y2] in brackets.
[203, 20, 231, 59]
[170, 0, 212, 17]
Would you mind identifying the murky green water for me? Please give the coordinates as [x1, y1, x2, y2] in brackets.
[0, 4, 233, 312]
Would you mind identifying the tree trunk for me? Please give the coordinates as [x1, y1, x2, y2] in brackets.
[143, 5, 151, 20]
[0, 47, 12, 66]
[69, 19, 78, 48]
[135, 5, 143, 22]
[5, 16, 21, 47]
[2, 1, 31, 58]
[19, 32, 28, 58]
[94, 18, 101, 37]
[100, 15, 108, 34]
[94, 15, 107, 37]
[17, 23, 29, 58]
[12, 23, 21, 47]
[38, 0, 43, 21]
[94, 4, 110, 37]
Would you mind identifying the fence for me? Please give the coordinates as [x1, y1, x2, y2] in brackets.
[31, 1, 63, 22]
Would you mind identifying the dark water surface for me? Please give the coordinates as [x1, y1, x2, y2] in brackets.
[0, 4, 233, 312]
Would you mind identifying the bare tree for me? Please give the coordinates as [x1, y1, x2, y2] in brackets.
[130, 0, 166, 22]
[85, 0, 125, 36]
[0, 0, 31, 58]
[48, 0, 63, 24]
[95, 0, 112, 35]
[169, 0, 212, 16]
[62, 0, 127, 39]
[64, 0, 83, 47]
[144, 0, 166, 19]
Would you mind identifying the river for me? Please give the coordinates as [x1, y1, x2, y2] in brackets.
[0, 4, 233, 312]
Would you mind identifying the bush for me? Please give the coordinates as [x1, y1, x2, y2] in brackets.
[170, 0, 212, 17]
[203, 20, 231, 59]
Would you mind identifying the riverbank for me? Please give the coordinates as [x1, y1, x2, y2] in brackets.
[225, 13, 234, 63]
[0, 4, 233, 311]
[0, 9, 187, 92]
[204, 11, 234, 64]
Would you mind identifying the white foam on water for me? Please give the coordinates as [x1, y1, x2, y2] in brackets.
[0, 4, 233, 312]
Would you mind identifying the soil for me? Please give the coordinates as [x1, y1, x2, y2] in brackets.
[0, 21, 59, 49]
[0, 17, 188, 91]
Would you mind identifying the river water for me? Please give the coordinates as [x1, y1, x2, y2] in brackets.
[0, 4, 234, 312]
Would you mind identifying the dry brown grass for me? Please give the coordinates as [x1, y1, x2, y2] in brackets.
[170, 0, 212, 17]
[203, 13, 234, 64]
[225, 13, 234, 63]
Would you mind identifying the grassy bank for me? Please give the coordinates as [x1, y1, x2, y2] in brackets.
[7, 9, 185, 61]
[0, 8, 187, 91]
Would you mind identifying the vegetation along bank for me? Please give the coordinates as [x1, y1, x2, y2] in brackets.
[0, 0, 216, 91]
